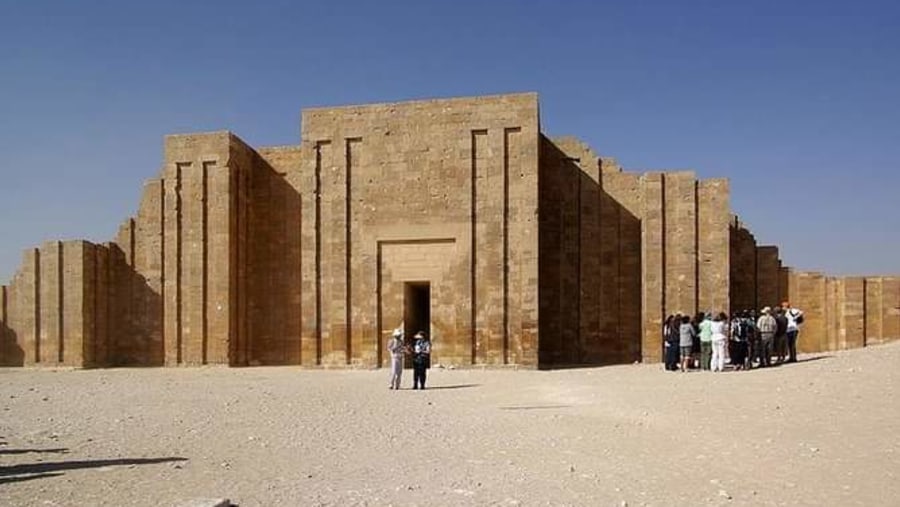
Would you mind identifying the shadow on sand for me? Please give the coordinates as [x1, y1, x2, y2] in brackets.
[794, 355, 833, 364]
[0, 447, 69, 456]
[499, 405, 571, 411]
[0, 456, 187, 485]
[419, 384, 480, 390]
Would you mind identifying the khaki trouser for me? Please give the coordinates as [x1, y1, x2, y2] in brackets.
[390, 355, 403, 389]
[759, 334, 774, 366]
[700, 341, 712, 370]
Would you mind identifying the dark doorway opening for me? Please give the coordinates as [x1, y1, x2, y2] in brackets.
[404, 282, 431, 367]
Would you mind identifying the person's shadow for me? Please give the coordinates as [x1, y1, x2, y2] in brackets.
[420, 384, 480, 390]
[0, 450, 187, 485]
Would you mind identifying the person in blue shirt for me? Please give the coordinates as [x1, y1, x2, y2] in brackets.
[412, 331, 431, 390]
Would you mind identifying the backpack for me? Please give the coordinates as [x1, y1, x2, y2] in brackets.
[731, 319, 744, 341]
[737, 319, 749, 340]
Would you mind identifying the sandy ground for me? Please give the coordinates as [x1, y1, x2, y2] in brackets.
[1, 343, 899, 507]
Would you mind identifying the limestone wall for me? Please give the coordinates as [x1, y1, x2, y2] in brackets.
[640, 172, 731, 362]
[0, 92, 896, 368]
[729, 218, 758, 312]
[725, 215, 900, 356]
[539, 139, 731, 365]
[755, 246, 783, 310]
[300, 93, 541, 368]
[538, 137, 589, 365]
[244, 146, 303, 365]
[0, 241, 108, 366]
[777, 272, 900, 353]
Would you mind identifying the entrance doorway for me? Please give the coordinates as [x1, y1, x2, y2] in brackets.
[404, 282, 431, 367]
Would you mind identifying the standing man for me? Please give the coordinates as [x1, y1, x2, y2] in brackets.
[756, 307, 777, 367]
[743, 310, 758, 370]
[387, 328, 406, 390]
[774, 308, 789, 364]
[698, 313, 713, 371]
[729, 312, 748, 371]
[663, 314, 682, 371]
[412, 331, 431, 390]
[782, 301, 804, 363]
[679, 315, 696, 372]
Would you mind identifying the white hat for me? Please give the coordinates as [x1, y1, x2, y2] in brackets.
[392, 328, 403, 338]
[762, 306, 771, 314]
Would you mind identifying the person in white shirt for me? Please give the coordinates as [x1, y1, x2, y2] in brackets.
[710, 312, 729, 372]
[387, 328, 406, 390]
[782, 301, 804, 363]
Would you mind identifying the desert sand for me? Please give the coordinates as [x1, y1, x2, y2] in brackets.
[1, 342, 898, 506]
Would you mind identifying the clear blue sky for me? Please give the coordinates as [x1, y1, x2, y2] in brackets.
[1, 0, 898, 282]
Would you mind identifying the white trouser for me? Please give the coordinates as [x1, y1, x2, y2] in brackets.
[711, 339, 727, 372]
[390, 355, 403, 389]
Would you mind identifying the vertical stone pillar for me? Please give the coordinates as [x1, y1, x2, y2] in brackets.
[883, 277, 900, 343]
[300, 140, 326, 366]
[163, 162, 184, 365]
[663, 171, 697, 317]
[865, 277, 884, 345]
[180, 162, 206, 364]
[824, 276, 840, 351]
[729, 219, 758, 313]
[343, 138, 362, 365]
[473, 129, 506, 365]
[577, 150, 601, 363]
[0, 284, 7, 364]
[697, 178, 730, 315]
[792, 271, 826, 354]
[39, 241, 62, 365]
[840, 277, 866, 350]
[203, 160, 230, 364]
[316, 136, 350, 366]
[505, 126, 538, 366]
[641, 173, 665, 362]
[133, 179, 165, 365]
[91, 243, 110, 367]
[58, 241, 84, 366]
[756, 246, 781, 309]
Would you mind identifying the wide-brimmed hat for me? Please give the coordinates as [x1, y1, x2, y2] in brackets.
[414, 331, 426, 339]
[392, 328, 403, 338]
[762, 306, 771, 314]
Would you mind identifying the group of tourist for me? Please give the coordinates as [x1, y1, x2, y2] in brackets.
[663, 301, 804, 372]
[387, 329, 432, 390]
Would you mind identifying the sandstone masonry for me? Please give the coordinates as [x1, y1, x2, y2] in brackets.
[1, 93, 897, 368]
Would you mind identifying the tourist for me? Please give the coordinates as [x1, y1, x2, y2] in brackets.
[756, 307, 777, 367]
[782, 301, 804, 363]
[387, 328, 406, 390]
[412, 331, 431, 390]
[663, 314, 681, 371]
[710, 312, 729, 372]
[741, 310, 757, 370]
[774, 307, 788, 364]
[679, 315, 696, 372]
[698, 313, 713, 370]
[729, 312, 748, 370]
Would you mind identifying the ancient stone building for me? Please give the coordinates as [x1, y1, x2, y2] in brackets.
[1, 93, 898, 368]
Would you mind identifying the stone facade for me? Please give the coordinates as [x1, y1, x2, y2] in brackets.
[1, 93, 897, 368]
